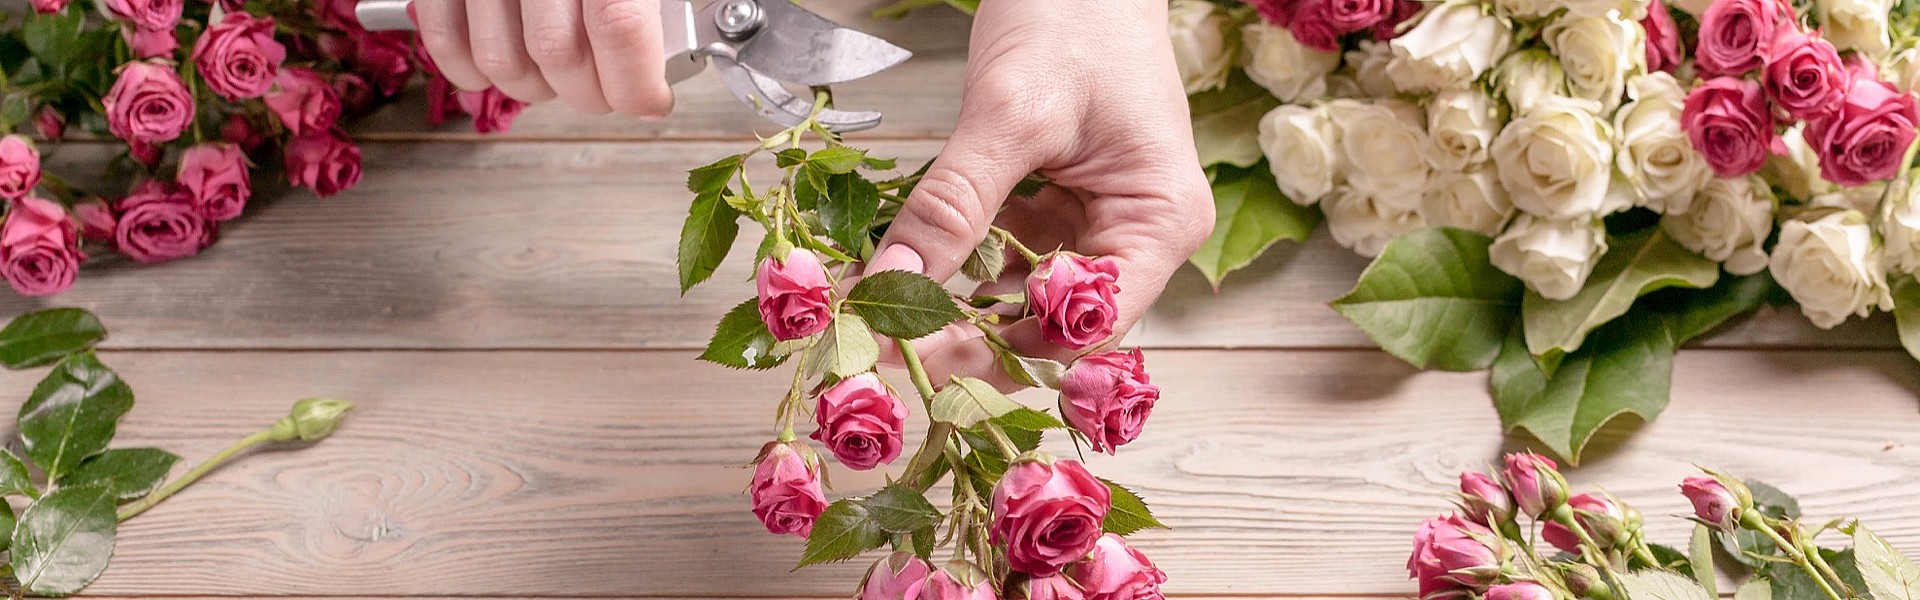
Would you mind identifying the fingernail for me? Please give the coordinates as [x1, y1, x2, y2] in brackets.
[867, 244, 925, 275]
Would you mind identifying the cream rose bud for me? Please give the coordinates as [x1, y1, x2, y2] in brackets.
[1170, 0, 1235, 95]
[1762, 125, 1834, 201]
[1615, 73, 1714, 213]
[1661, 176, 1774, 275]
[1387, 3, 1514, 94]
[1811, 182, 1888, 215]
[1425, 89, 1501, 171]
[1818, 0, 1896, 60]
[1492, 96, 1629, 219]
[1421, 165, 1515, 235]
[1880, 174, 1920, 277]
[1324, 186, 1428, 257]
[1328, 99, 1431, 203]
[1495, 49, 1569, 116]
[1491, 214, 1609, 300]
[1241, 22, 1339, 103]
[1886, 48, 1920, 96]
[1770, 210, 1892, 329]
[1544, 12, 1646, 114]
[1259, 104, 1340, 205]
[1346, 40, 1399, 98]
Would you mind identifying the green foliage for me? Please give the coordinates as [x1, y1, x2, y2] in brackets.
[1616, 570, 1716, 600]
[1189, 164, 1321, 289]
[62, 448, 181, 501]
[699, 299, 788, 370]
[863, 484, 941, 534]
[1523, 228, 1720, 360]
[994, 408, 1066, 432]
[1853, 524, 1920, 600]
[1891, 275, 1920, 364]
[1689, 524, 1719, 596]
[1765, 548, 1864, 600]
[929, 377, 1024, 428]
[797, 499, 888, 569]
[1719, 479, 1801, 568]
[20, 352, 134, 482]
[845, 271, 965, 340]
[0, 308, 107, 370]
[999, 352, 1067, 389]
[679, 155, 747, 292]
[818, 173, 882, 251]
[1332, 228, 1521, 371]
[1101, 479, 1166, 536]
[11, 485, 116, 596]
[801, 314, 880, 379]
[961, 234, 1007, 283]
[1188, 73, 1279, 169]
[0, 450, 35, 499]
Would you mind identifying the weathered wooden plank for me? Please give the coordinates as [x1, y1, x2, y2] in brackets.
[0, 349, 1908, 597]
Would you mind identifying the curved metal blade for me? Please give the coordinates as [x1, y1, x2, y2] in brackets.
[710, 55, 882, 132]
[735, 0, 912, 86]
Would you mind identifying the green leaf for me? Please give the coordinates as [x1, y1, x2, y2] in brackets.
[1667, 273, 1774, 344]
[910, 525, 935, 560]
[1734, 579, 1773, 600]
[1523, 228, 1719, 359]
[1892, 275, 1920, 363]
[1854, 524, 1920, 600]
[1332, 227, 1522, 371]
[686, 154, 744, 197]
[1188, 72, 1279, 168]
[863, 156, 898, 171]
[862, 484, 940, 534]
[1719, 480, 1801, 569]
[819, 173, 882, 251]
[0, 450, 36, 498]
[698, 299, 788, 370]
[994, 408, 1066, 432]
[1690, 524, 1719, 596]
[845, 271, 965, 340]
[796, 499, 887, 569]
[802, 313, 880, 379]
[0, 502, 14, 553]
[998, 352, 1067, 389]
[678, 184, 744, 293]
[794, 165, 827, 212]
[19, 353, 134, 482]
[961, 233, 1007, 283]
[62, 448, 180, 501]
[1767, 548, 1863, 600]
[775, 148, 807, 168]
[11, 485, 116, 597]
[1616, 570, 1716, 600]
[808, 147, 870, 174]
[1189, 165, 1321, 289]
[0, 308, 107, 369]
[929, 377, 1024, 428]
[1100, 478, 1165, 535]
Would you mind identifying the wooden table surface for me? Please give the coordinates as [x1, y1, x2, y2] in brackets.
[2, 3, 1917, 598]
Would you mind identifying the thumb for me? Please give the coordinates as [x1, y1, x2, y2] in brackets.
[866, 122, 1042, 281]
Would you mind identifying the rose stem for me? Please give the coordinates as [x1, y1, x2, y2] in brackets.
[118, 430, 276, 522]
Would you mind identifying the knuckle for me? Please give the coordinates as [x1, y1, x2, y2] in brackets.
[471, 42, 532, 80]
[587, 0, 655, 47]
[525, 24, 587, 68]
[904, 169, 989, 249]
[608, 85, 672, 117]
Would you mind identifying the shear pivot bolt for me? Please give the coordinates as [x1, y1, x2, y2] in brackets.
[715, 0, 762, 40]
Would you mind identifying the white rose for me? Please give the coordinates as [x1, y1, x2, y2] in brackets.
[1552, 0, 1651, 18]
[1762, 125, 1834, 201]
[1326, 99, 1431, 207]
[1614, 72, 1713, 213]
[1386, 3, 1514, 94]
[1241, 22, 1339, 102]
[1818, 0, 1896, 60]
[1424, 89, 1501, 171]
[1494, 49, 1569, 116]
[1325, 73, 1367, 99]
[1345, 40, 1399, 98]
[1543, 12, 1645, 114]
[1660, 176, 1774, 275]
[1810, 182, 1888, 214]
[1421, 165, 1515, 235]
[1880, 174, 1920, 276]
[1324, 186, 1428, 257]
[1768, 210, 1892, 329]
[1170, 0, 1236, 95]
[1490, 214, 1609, 300]
[1491, 95, 1629, 218]
[1493, 0, 1549, 20]
[1884, 47, 1920, 97]
[1258, 104, 1340, 206]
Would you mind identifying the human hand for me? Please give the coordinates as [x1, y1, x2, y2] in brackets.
[864, 0, 1213, 386]
[413, 0, 673, 116]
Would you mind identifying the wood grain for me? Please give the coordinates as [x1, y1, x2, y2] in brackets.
[0, 349, 1907, 597]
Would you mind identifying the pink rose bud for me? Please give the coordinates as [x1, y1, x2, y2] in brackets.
[860, 552, 934, 600]
[1, 197, 83, 296]
[177, 143, 251, 222]
[0, 135, 42, 201]
[1284, 0, 1341, 52]
[33, 107, 64, 141]
[1067, 534, 1167, 600]
[1683, 77, 1779, 178]
[1486, 582, 1554, 600]
[456, 87, 530, 134]
[1319, 0, 1392, 37]
[115, 180, 213, 264]
[1407, 514, 1501, 594]
[103, 61, 195, 145]
[1805, 77, 1920, 187]
[1059, 349, 1158, 454]
[811, 373, 908, 470]
[748, 440, 827, 537]
[1680, 476, 1747, 531]
[1457, 471, 1512, 525]
[121, 26, 177, 59]
[1247, 0, 1299, 28]
[331, 72, 379, 116]
[991, 456, 1111, 576]
[192, 12, 287, 100]
[127, 139, 161, 166]
[1563, 563, 1610, 599]
[1501, 452, 1567, 519]
[1693, 0, 1784, 77]
[351, 31, 418, 97]
[283, 129, 364, 197]
[1542, 493, 1631, 553]
[1765, 29, 1849, 122]
[756, 249, 834, 341]
[29, 0, 68, 13]
[266, 67, 344, 137]
[102, 0, 183, 32]
[424, 74, 467, 128]
[1008, 575, 1086, 600]
[221, 114, 267, 152]
[1642, 0, 1682, 73]
[71, 198, 115, 242]
[918, 562, 996, 600]
[1027, 253, 1121, 350]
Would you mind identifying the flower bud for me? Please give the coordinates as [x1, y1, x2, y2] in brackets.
[1501, 452, 1568, 519]
[1067, 533, 1167, 600]
[756, 249, 833, 341]
[920, 561, 995, 600]
[1005, 574, 1081, 600]
[1027, 253, 1121, 350]
[1457, 471, 1513, 525]
[992, 455, 1111, 575]
[1543, 493, 1628, 553]
[1059, 349, 1158, 454]
[1486, 582, 1555, 600]
[1563, 563, 1613, 599]
[268, 398, 354, 442]
[859, 552, 933, 600]
[1408, 514, 1502, 594]
[1680, 475, 1749, 531]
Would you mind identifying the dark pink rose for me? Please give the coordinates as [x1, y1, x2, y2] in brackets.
[425, 74, 466, 128]
[1541, 493, 1627, 553]
[918, 563, 996, 600]
[319, 0, 366, 32]
[1059, 349, 1157, 454]
[1010, 575, 1086, 600]
[352, 31, 417, 96]
[103, 0, 182, 32]
[1286, 0, 1343, 52]
[1370, 0, 1423, 41]
[127, 139, 161, 166]
[1407, 514, 1499, 594]
[1765, 29, 1849, 122]
[810, 373, 907, 471]
[456, 87, 530, 134]
[177, 143, 250, 222]
[1245, 0, 1300, 28]
[1457, 471, 1512, 525]
[0, 136, 42, 201]
[991, 457, 1111, 576]
[1642, 0, 1682, 73]
[860, 553, 933, 600]
[71, 198, 115, 242]
[1501, 452, 1566, 518]
[1805, 77, 1920, 186]
[32, 107, 64, 141]
[332, 72, 379, 116]
[1694, 0, 1785, 77]
[1027, 253, 1121, 350]
[1680, 476, 1744, 531]
[115, 180, 212, 263]
[1322, 0, 1392, 35]
[1067, 534, 1166, 600]
[103, 61, 194, 145]
[1683, 77, 1779, 177]
[756, 249, 833, 341]
[29, 0, 68, 13]
[266, 68, 341, 137]
[192, 12, 286, 100]
[283, 129, 363, 197]
[1, 197, 82, 296]
[1486, 582, 1553, 600]
[748, 440, 826, 537]
[213, 0, 243, 12]
[221, 114, 267, 152]
[122, 25, 177, 58]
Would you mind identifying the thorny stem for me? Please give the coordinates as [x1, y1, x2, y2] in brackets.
[1805, 537, 1858, 599]
[1629, 538, 1662, 569]
[1552, 505, 1617, 573]
[896, 338, 951, 491]
[992, 227, 1044, 265]
[776, 348, 810, 442]
[119, 430, 276, 521]
[1748, 514, 1846, 600]
[985, 423, 1020, 460]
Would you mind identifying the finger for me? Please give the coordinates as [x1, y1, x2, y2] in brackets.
[414, 0, 489, 90]
[918, 327, 1021, 393]
[522, 0, 612, 113]
[466, 0, 557, 101]
[583, 0, 674, 117]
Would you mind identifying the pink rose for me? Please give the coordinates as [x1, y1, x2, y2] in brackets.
[1322, 0, 1392, 35]
[1027, 253, 1121, 350]
[810, 373, 907, 471]
[122, 26, 177, 58]
[1067, 534, 1166, 600]
[221, 114, 267, 152]
[918, 563, 996, 600]
[1805, 77, 1920, 186]
[991, 457, 1111, 576]
[176, 143, 250, 222]
[265, 67, 342, 136]
[0, 136, 42, 201]
[192, 12, 285, 100]
[331, 72, 378, 116]
[319, 0, 366, 32]
[1765, 29, 1849, 122]
[103, 0, 183, 32]
[1642, 0, 1682, 73]
[1010, 575, 1086, 600]
[127, 139, 161, 166]
[456, 87, 530, 134]
[115, 180, 212, 263]
[425, 74, 466, 128]
[351, 31, 417, 96]
[71, 198, 115, 242]
[1694, 0, 1785, 77]
[1245, 0, 1300, 28]
[1683, 77, 1779, 177]
[756, 249, 834, 341]
[1, 197, 82, 296]
[1501, 452, 1566, 518]
[30, 0, 68, 13]
[283, 129, 363, 197]
[1370, 0, 1423, 41]
[1407, 514, 1499, 594]
[103, 61, 194, 145]
[861, 553, 933, 600]
[1486, 582, 1553, 600]
[748, 440, 826, 537]
[1680, 476, 1744, 531]
[1286, 0, 1343, 52]
[1059, 349, 1158, 454]
[1541, 493, 1627, 553]
[1457, 471, 1512, 525]
[33, 107, 64, 141]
